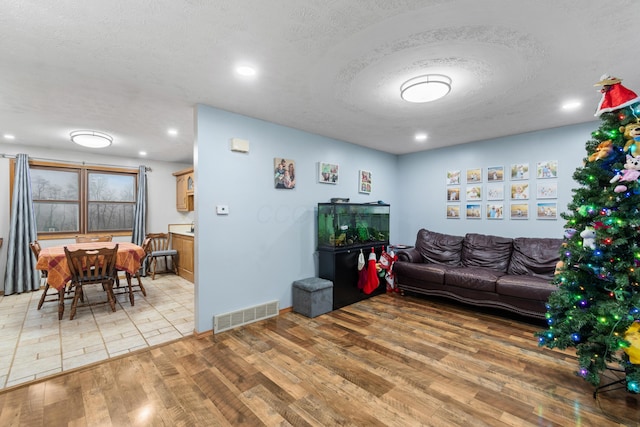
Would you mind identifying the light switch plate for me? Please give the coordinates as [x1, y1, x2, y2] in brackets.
[216, 205, 229, 215]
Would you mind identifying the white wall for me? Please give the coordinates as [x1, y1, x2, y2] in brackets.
[194, 105, 398, 333]
[0, 143, 192, 281]
[395, 122, 598, 244]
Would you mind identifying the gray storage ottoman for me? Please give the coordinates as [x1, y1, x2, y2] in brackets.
[292, 277, 333, 317]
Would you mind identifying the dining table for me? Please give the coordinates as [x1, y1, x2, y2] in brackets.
[36, 241, 146, 291]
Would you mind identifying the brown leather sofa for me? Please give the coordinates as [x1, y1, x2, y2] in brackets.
[394, 229, 562, 319]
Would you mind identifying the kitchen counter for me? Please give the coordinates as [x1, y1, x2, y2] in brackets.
[168, 223, 195, 237]
[169, 229, 194, 282]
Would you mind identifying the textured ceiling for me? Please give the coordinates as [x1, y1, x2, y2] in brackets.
[1, 0, 638, 163]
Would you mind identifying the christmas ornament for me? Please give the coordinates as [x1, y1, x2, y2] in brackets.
[621, 121, 640, 153]
[594, 75, 640, 117]
[564, 228, 577, 239]
[624, 322, 640, 364]
[610, 154, 640, 193]
[588, 139, 614, 162]
[580, 226, 597, 250]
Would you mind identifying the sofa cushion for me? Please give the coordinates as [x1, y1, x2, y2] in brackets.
[461, 233, 513, 272]
[393, 262, 453, 285]
[414, 228, 464, 265]
[507, 237, 563, 278]
[496, 275, 558, 300]
[445, 267, 504, 292]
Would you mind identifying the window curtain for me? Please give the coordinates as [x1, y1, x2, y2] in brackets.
[131, 165, 147, 273]
[4, 154, 39, 295]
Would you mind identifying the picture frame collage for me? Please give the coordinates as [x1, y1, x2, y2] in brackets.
[446, 161, 558, 220]
[273, 158, 374, 194]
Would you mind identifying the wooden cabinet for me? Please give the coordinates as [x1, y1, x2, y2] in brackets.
[173, 167, 194, 211]
[171, 233, 194, 282]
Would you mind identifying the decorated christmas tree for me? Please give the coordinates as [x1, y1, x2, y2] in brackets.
[535, 75, 640, 393]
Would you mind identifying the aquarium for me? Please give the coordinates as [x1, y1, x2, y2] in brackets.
[317, 202, 390, 249]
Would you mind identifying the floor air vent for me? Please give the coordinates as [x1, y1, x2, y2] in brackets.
[213, 300, 279, 333]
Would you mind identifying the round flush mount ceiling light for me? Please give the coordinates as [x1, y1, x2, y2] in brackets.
[70, 130, 113, 148]
[401, 74, 452, 103]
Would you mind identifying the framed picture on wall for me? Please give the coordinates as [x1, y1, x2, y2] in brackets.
[466, 203, 481, 219]
[510, 183, 529, 200]
[359, 170, 372, 194]
[537, 160, 558, 179]
[537, 181, 557, 199]
[447, 170, 461, 185]
[447, 187, 460, 202]
[537, 202, 557, 220]
[447, 204, 460, 219]
[487, 166, 504, 182]
[487, 183, 504, 201]
[510, 203, 529, 219]
[486, 203, 504, 219]
[466, 186, 482, 201]
[466, 168, 482, 183]
[274, 158, 296, 189]
[511, 163, 529, 180]
[319, 162, 339, 184]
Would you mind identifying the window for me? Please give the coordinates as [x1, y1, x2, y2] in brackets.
[31, 167, 80, 233]
[87, 172, 136, 232]
[26, 162, 138, 236]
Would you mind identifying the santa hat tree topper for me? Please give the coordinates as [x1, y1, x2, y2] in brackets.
[594, 74, 640, 117]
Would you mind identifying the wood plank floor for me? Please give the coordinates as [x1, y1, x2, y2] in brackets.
[0, 293, 638, 426]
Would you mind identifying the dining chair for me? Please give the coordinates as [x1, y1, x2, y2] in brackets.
[144, 233, 178, 280]
[76, 236, 127, 292]
[75, 235, 113, 243]
[30, 241, 66, 320]
[64, 245, 119, 320]
[112, 239, 149, 306]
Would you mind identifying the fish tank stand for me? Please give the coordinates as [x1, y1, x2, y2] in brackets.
[317, 203, 390, 309]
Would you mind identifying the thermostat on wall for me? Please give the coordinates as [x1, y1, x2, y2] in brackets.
[216, 205, 229, 215]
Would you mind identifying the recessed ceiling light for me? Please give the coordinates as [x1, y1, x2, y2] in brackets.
[70, 130, 113, 148]
[415, 133, 428, 142]
[236, 65, 257, 77]
[3, 134, 15, 140]
[168, 128, 178, 136]
[139, 151, 147, 156]
[562, 101, 582, 111]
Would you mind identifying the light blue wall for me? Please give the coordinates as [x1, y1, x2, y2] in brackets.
[396, 122, 598, 243]
[194, 105, 398, 332]
[194, 103, 599, 333]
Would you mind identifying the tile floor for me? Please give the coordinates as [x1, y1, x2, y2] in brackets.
[0, 273, 194, 390]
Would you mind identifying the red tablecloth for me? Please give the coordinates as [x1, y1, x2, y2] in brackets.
[36, 242, 145, 290]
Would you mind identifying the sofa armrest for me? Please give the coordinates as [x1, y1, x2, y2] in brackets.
[397, 248, 421, 263]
